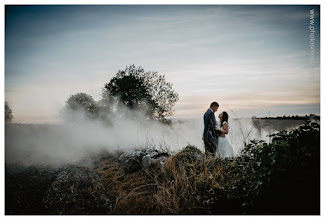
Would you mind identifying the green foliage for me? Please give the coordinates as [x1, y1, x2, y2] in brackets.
[63, 93, 99, 120]
[180, 144, 203, 156]
[101, 65, 179, 120]
[269, 121, 320, 167]
[190, 121, 320, 214]
[61, 65, 179, 122]
[174, 144, 203, 165]
[5, 101, 14, 123]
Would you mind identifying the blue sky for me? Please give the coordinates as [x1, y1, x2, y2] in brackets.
[5, 5, 320, 123]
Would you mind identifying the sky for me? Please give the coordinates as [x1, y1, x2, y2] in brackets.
[5, 5, 321, 123]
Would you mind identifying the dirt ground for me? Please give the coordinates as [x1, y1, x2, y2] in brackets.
[5, 156, 114, 215]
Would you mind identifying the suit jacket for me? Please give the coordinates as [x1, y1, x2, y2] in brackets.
[202, 109, 221, 141]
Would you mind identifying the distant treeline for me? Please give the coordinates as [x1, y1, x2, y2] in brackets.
[252, 114, 320, 120]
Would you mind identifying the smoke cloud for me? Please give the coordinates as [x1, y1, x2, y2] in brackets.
[5, 106, 205, 167]
[6, 104, 295, 167]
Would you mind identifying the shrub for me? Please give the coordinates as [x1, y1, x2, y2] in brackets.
[95, 121, 320, 214]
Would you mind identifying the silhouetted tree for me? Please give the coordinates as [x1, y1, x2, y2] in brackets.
[5, 101, 14, 123]
[101, 65, 179, 120]
[63, 93, 99, 120]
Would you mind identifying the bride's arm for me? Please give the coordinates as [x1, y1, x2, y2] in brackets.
[218, 123, 229, 134]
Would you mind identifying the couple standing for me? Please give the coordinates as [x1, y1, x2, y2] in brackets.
[202, 102, 235, 158]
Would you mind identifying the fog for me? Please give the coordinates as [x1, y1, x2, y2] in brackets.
[6, 107, 204, 166]
[5, 107, 306, 167]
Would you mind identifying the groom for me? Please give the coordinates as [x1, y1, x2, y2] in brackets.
[202, 102, 222, 156]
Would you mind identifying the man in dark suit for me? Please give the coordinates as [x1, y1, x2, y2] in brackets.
[202, 102, 222, 156]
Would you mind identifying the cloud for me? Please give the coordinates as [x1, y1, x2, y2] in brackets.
[249, 40, 265, 46]
[171, 79, 319, 118]
[5, 5, 320, 123]
[5, 105, 205, 166]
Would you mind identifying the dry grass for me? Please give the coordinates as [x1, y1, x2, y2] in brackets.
[96, 157, 157, 214]
[95, 146, 231, 214]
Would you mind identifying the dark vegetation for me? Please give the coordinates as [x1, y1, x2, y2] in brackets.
[251, 118, 316, 133]
[5, 101, 14, 123]
[62, 65, 179, 122]
[63, 93, 100, 121]
[5, 121, 320, 215]
[253, 114, 320, 121]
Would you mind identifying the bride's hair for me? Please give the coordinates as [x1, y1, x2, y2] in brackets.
[220, 111, 229, 127]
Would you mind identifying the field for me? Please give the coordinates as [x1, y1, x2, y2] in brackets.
[5, 119, 320, 214]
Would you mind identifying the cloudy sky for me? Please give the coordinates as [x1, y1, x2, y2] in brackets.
[5, 5, 320, 123]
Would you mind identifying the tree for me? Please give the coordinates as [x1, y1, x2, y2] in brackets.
[5, 101, 14, 123]
[101, 65, 179, 119]
[63, 93, 99, 120]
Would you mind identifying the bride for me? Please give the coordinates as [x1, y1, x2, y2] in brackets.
[216, 111, 235, 158]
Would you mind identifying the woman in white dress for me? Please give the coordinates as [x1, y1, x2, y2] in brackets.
[215, 111, 235, 158]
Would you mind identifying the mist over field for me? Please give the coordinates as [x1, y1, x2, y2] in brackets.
[5, 105, 308, 167]
[5, 107, 202, 166]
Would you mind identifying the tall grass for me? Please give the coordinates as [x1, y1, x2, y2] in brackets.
[96, 146, 239, 214]
[95, 121, 319, 214]
[227, 107, 254, 146]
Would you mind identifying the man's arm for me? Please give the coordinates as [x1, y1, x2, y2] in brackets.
[206, 111, 216, 127]
[211, 113, 222, 136]
[208, 112, 222, 137]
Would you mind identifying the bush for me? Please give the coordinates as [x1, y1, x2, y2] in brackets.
[202, 121, 320, 213]
[95, 121, 320, 214]
[164, 121, 320, 214]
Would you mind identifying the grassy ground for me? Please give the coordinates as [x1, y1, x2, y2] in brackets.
[5, 122, 320, 215]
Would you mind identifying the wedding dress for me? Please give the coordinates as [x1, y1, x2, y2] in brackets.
[216, 121, 235, 158]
